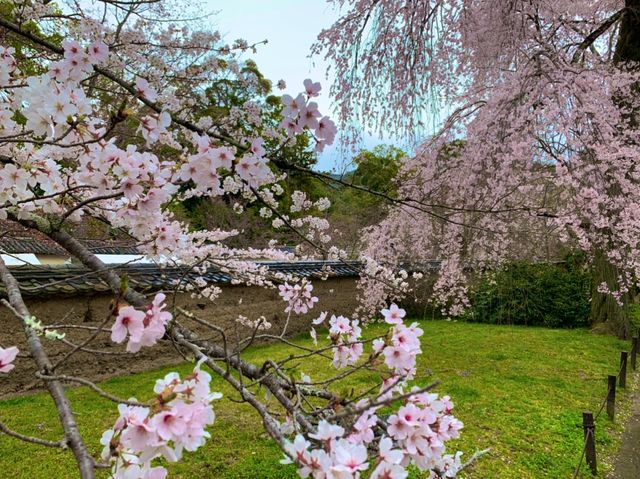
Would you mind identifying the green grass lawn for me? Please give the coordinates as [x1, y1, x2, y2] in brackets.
[0, 321, 635, 478]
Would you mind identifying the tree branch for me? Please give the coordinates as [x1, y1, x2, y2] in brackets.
[0, 258, 95, 478]
[7, 210, 318, 433]
[572, 9, 625, 63]
[0, 421, 67, 449]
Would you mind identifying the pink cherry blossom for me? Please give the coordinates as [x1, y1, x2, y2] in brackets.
[279, 117, 302, 137]
[332, 439, 369, 474]
[0, 346, 18, 373]
[103, 363, 220, 476]
[383, 345, 415, 376]
[135, 77, 158, 102]
[250, 138, 265, 157]
[387, 413, 411, 440]
[329, 314, 351, 335]
[309, 420, 344, 442]
[153, 404, 188, 441]
[88, 40, 109, 64]
[111, 293, 171, 352]
[303, 78, 321, 97]
[111, 306, 146, 344]
[381, 304, 406, 324]
[281, 93, 305, 118]
[348, 405, 378, 444]
[62, 40, 83, 59]
[210, 147, 234, 170]
[316, 116, 337, 142]
[298, 102, 320, 130]
[378, 437, 404, 465]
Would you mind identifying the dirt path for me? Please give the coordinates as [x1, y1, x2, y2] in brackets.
[609, 378, 640, 478]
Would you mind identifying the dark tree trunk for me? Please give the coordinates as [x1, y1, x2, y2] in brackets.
[614, 0, 640, 65]
[590, 250, 631, 338]
[589, 1, 640, 337]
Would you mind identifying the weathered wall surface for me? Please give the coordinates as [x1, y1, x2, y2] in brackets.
[0, 278, 360, 397]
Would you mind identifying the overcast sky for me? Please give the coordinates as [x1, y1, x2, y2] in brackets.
[207, 0, 397, 171]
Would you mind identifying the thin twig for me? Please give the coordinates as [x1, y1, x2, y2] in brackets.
[0, 421, 67, 449]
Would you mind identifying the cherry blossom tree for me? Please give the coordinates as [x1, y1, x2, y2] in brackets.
[0, 1, 471, 478]
[315, 0, 640, 337]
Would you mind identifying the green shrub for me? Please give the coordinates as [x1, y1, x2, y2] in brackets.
[463, 257, 591, 328]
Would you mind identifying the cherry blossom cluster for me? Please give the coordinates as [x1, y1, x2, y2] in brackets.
[290, 191, 314, 213]
[272, 213, 333, 245]
[335, 1, 640, 331]
[285, 304, 463, 478]
[283, 398, 463, 479]
[0, 29, 334, 275]
[318, 313, 364, 368]
[111, 293, 172, 353]
[375, 309, 423, 380]
[186, 278, 223, 302]
[16, 40, 108, 139]
[101, 361, 221, 479]
[385, 390, 463, 476]
[175, 136, 235, 193]
[278, 280, 319, 314]
[50, 39, 109, 84]
[282, 422, 371, 477]
[355, 258, 411, 319]
[0, 346, 18, 373]
[290, 191, 331, 216]
[376, 305, 424, 382]
[280, 80, 337, 152]
[431, 259, 470, 317]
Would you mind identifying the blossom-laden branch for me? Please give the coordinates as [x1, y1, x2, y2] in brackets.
[8, 208, 468, 478]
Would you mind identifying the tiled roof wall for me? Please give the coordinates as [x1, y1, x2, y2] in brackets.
[0, 238, 141, 255]
[0, 219, 140, 255]
[0, 261, 364, 297]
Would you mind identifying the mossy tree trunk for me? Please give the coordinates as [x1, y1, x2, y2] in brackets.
[590, 250, 631, 338]
[589, 1, 640, 337]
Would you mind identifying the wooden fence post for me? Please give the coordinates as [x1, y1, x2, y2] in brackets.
[632, 336, 638, 371]
[582, 411, 597, 475]
[619, 351, 628, 388]
[607, 375, 616, 421]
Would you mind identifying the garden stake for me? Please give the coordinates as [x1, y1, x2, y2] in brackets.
[619, 351, 628, 389]
[582, 411, 597, 476]
[607, 375, 616, 421]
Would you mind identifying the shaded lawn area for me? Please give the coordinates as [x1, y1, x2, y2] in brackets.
[0, 321, 633, 478]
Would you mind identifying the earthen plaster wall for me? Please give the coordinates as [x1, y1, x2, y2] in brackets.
[0, 277, 360, 397]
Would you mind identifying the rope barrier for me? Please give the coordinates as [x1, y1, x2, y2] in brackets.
[572, 430, 590, 479]
[572, 348, 631, 477]
[593, 391, 608, 421]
